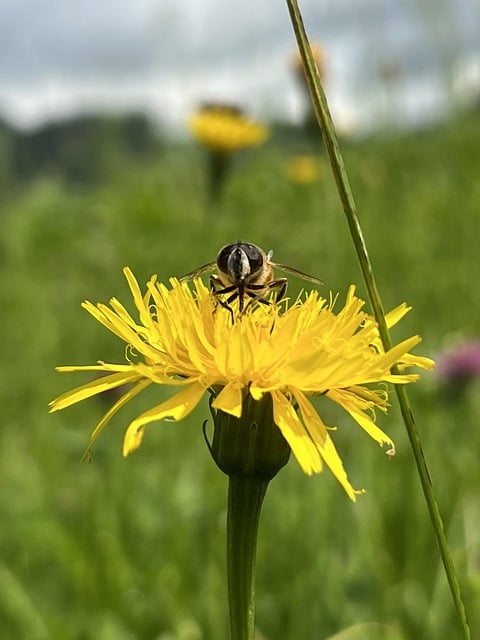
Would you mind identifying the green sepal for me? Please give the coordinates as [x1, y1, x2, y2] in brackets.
[208, 390, 291, 480]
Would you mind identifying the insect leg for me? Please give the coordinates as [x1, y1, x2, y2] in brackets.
[240, 278, 285, 314]
[209, 275, 238, 324]
[269, 277, 288, 303]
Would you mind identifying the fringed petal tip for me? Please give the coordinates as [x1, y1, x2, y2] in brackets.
[351, 488, 367, 502]
[306, 463, 365, 502]
[81, 448, 93, 463]
[123, 426, 145, 457]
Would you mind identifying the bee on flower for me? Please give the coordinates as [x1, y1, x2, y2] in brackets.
[180, 241, 323, 324]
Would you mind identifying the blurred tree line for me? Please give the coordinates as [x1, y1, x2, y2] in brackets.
[0, 112, 162, 188]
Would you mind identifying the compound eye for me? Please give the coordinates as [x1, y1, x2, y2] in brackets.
[242, 243, 263, 273]
[217, 244, 235, 274]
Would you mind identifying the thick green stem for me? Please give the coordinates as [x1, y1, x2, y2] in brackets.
[227, 475, 269, 640]
[284, 1, 471, 638]
[209, 394, 289, 640]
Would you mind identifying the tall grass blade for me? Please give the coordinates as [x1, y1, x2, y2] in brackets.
[284, 1, 471, 638]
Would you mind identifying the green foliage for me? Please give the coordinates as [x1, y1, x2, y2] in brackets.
[0, 113, 161, 186]
[1, 114, 479, 639]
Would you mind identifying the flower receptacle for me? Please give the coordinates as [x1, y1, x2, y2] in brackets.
[209, 391, 291, 480]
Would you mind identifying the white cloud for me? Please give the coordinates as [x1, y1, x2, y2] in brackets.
[0, 0, 476, 132]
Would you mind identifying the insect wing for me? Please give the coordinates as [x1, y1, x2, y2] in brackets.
[180, 261, 217, 282]
[271, 262, 323, 285]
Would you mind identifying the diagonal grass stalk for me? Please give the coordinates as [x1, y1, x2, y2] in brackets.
[284, 1, 472, 638]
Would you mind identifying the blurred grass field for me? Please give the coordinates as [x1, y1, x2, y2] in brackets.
[1, 113, 480, 640]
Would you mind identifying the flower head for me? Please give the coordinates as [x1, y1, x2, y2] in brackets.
[436, 339, 480, 388]
[50, 269, 434, 499]
[188, 103, 269, 154]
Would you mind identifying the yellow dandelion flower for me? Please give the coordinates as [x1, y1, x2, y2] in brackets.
[49, 269, 434, 500]
[188, 105, 269, 153]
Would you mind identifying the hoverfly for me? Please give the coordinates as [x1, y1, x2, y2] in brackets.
[180, 241, 322, 323]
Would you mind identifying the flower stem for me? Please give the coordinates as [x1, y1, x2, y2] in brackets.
[207, 150, 230, 205]
[284, 1, 472, 638]
[227, 475, 269, 640]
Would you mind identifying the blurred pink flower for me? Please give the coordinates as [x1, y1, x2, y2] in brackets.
[436, 340, 480, 387]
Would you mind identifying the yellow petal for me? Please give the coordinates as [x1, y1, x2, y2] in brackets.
[328, 389, 394, 448]
[82, 301, 160, 361]
[292, 389, 362, 500]
[382, 373, 419, 383]
[350, 409, 394, 448]
[132, 362, 192, 386]
[122, 382, 206, 456]
[271, 390, 322, 474]
[56, 363, 137, 373]
[291, 389, 328, 447]
[82, 379, 151, 460]
[318, 434, 364, 501]
[378, 335, 421, 370]
[385, 303, 411, 328]
[211, 382, 244, 418]
[123, 266, 155, 328]
[49, 371, 141, 412]
[248, 383, 265, 401]
[397, 353, 435, 371]
[124, 424, 145, 454]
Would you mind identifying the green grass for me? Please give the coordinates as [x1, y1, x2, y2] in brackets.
[1, 114, 480, 639]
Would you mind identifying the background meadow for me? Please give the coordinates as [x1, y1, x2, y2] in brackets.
[0, 108, 480, 640]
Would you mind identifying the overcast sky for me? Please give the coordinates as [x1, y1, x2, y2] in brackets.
[0, 0, 479, 133]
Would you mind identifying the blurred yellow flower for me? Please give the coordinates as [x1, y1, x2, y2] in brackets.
[50, 269, 434, 499]
[286, 155, 323, 184]
[189, 104, 269, 153]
